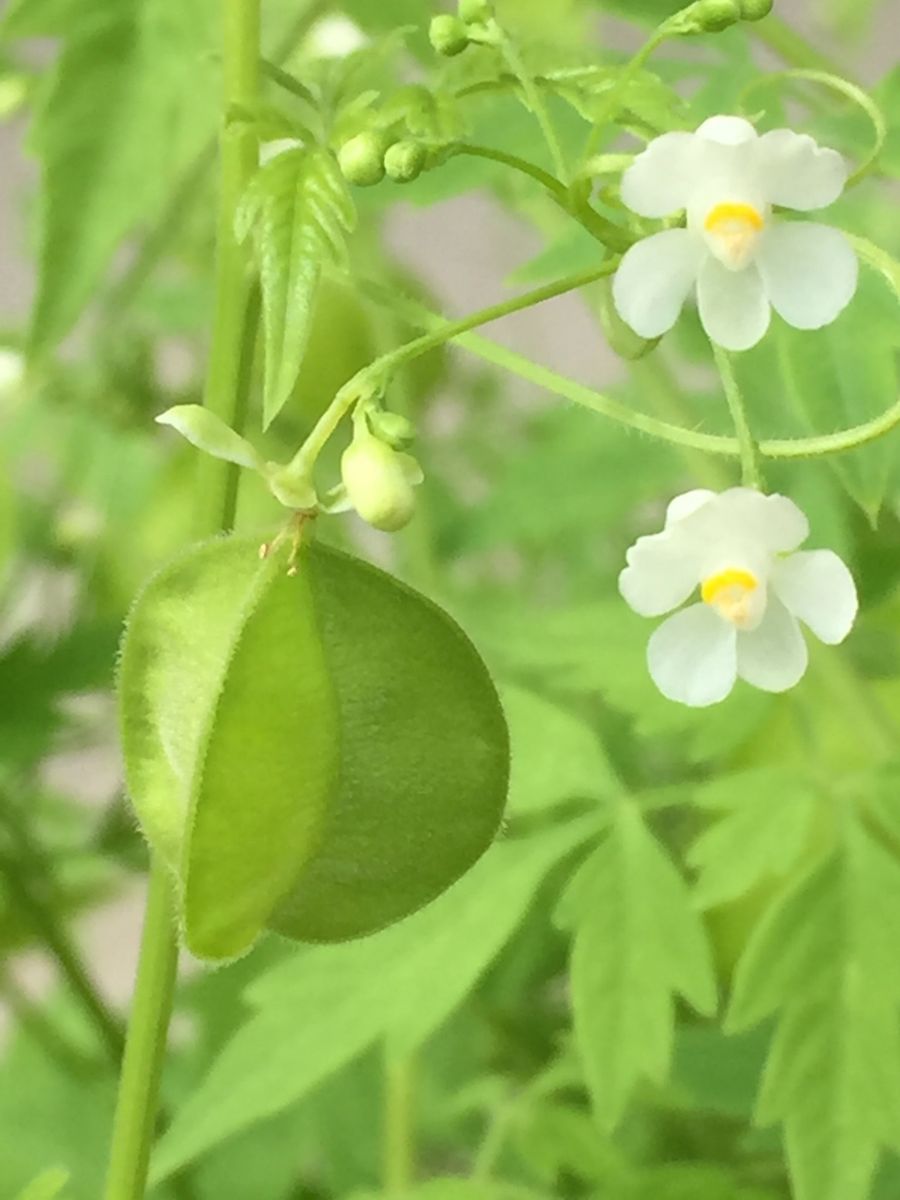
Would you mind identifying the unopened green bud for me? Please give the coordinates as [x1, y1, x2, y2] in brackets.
[693, 0, 741, 30]
[384, 140, 428, 183]
[368, 409, 415, 449]
[337, 132, 385, 187]
[458, 0, 491, 22]
[341, 432, 422, 532]
[740, 0, 773, 19]
[429, 14, 469, 56]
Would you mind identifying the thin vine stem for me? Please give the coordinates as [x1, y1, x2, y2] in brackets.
[288, 261, 620, 475]
[102, 1, 261, 1197]
[494, 28, 569, 183]
[581, 27, 668, 158]
[711, 342, 762, 488]
[358, 280, 900, 463]
[450, 143, 632, 250]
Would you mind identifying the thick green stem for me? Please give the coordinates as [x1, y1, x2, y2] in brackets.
[103, 2, 261, 1197]
[711, 343, 762, 488]
[102, 865, 180, 1200]
[384, 1055, 415, 1194]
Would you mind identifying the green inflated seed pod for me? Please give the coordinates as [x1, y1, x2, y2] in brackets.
[119, 536, 508, 958]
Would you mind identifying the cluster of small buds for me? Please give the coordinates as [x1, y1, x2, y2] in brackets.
[429, 0, 495, 57]
[338, 132, 430, 187]
[676, 0, 773, 33]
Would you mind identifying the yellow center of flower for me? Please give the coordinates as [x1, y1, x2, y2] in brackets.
[703, 202, 765, 270]
[701, 567, 759, 628]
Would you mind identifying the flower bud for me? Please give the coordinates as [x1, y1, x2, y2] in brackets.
[740, 0, 773, 19]
[384, 140, 428, 183]
[337, 131, 386, 187]
[367, 409, 415, 449]
[429, 14, 470, 56]
[458, 0, 491, 22]
[341, 432, 422, 532]
[692, 0, 741, 30]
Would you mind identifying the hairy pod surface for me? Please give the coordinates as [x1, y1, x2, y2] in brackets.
[119, 536, 509, 960]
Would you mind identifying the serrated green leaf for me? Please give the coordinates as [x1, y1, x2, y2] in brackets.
[20, 0, 217, 351]
[149, 819, 596, 1182]
[501, 684, 616, 816]
[727, 816, 900, 1200]
[560, 803, 717, 1130]
[120, 535, 508, 958]
[688, 768, 818, 910]
[236, 146, 356, 428]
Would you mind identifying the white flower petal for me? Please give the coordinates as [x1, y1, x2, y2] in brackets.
[754, 129, 847, 210]
[773, 550, 858, 644]
[757, 222, 858, 331]
[696, 257, 770, 351]
[696, 116, 758, 146]
[612, 229, 702, 339]
[673, 489, 808, 578]
[619, 531, 701, 618]
[647, 604, 737, 707]
[620, 131, 703, 217]
[666, 489, 716, 526]
[736, 597, 808, 692]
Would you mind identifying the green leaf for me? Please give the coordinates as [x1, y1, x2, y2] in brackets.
[149, 819, 596, 1182]
[501, 684, 617, 816]
[560, 803, 717, 1131]
[687, 768, 818, 910]
[19, 0, 217, 351]
[236, 146, 356, 428]
[0, 1006, 115, 1200]
[120, 535, 508, 959]
[727, 815, 900, 1200]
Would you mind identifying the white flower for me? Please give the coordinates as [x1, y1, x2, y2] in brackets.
[612, 116, 858, 351]
[305, 15, 367, 59]
[619, 488, 858, 707]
